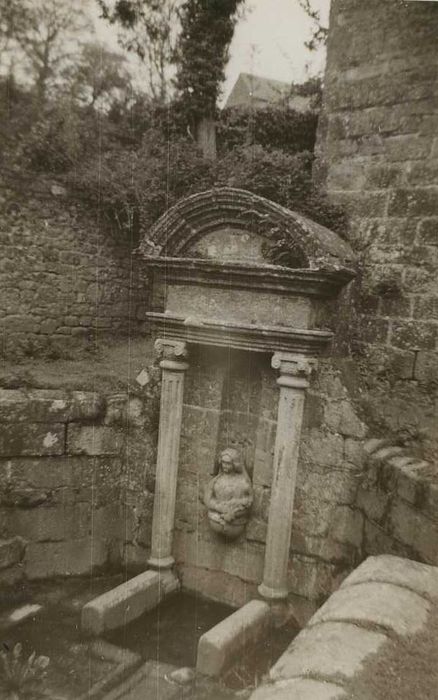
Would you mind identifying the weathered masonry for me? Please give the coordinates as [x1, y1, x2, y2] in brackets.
[316, 0, 438, 463]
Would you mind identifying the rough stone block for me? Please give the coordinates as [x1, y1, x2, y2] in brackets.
[414, 351, 438, 384]
[24, 538, 108, 579]
[197, 599, 270, 677]
[363, 520, 409, 559]
[292, 498, 335, 539]
[290, 532, 357, 566]
[250, 678, 346, 700]
[287, 555, 344, 602]
[341, 555, 438, 602]
[0, 390, 104, 423]
[67, 425, 124, 456]
[323, 400, 367, 439]
[0, 537, 25, 570]
[389, 187, 438, 217]
[356, 488, 388, 523]
[389, 500, 438, 563]
[300, 430, 344, 468]
[9, 504, 92, 543]
[271, 621, 387, 682]
[82, 570, 174, 636]
[297, 468, 359, 507]
[174, 530, 264, 584]
[308, 581, 430, 636]
[0, 424, 65, 457]
[180, 564, 257, 608]
[330, 506, 364, 548]
[391, 320, 437, 351]
[343, 438, 365, 470]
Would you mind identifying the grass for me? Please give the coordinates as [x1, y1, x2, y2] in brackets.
[0, 338, 156, 394]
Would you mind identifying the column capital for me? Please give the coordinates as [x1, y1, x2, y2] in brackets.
[155, 339, 189, 371]
[271, 353, 317, 389]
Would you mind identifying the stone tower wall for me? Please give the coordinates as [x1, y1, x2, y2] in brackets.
[316, 0, 438, 462]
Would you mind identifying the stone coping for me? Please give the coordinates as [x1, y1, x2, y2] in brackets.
[138, 187, 356, 272]
[250, 555, 438, 700]
[146, 312, 333, 355]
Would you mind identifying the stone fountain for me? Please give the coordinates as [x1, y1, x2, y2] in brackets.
[82, 186, 355, 678]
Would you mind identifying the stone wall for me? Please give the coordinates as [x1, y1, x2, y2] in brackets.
[316, 0, 438, 462]
[0, 174, 149, 359]
[357, 439, 438, 565]
[171, 347, 367, 609]
[0, 386, 158, 585]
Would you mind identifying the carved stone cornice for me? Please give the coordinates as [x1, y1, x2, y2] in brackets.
[148, 313, 332, 356]
[141, 256, 354, 298]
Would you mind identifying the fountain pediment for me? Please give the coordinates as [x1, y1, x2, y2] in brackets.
[138, 187, 356, 354]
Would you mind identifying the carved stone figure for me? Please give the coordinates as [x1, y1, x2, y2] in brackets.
[204, 447, 253, 539]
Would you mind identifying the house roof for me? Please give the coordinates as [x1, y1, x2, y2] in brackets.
[224, 72, 313, 112]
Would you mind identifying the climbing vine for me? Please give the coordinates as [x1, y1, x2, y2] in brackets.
[174, 0, 245, 121]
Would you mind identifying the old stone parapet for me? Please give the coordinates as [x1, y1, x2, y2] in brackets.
[0, 388, 153, 583]
[357, 438, 438, 565]
[250, 555, 438, 700]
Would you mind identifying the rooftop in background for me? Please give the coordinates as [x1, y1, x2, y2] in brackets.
[223, 73, 319, 112]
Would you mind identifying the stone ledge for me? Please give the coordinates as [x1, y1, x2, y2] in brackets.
[82, 569, 180, 636]
[308, 580, 430, 635]
[271, 621, 386, 682]
[197, 599, 270, 677]
[0, 390, 105, 424]
[341, 554, 438, 602]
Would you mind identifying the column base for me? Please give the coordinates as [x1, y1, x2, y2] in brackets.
[148, 555, 175, 571]
[258, 582, 289, 601]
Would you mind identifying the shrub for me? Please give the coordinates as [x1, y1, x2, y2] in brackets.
[217, 106, 319, 155]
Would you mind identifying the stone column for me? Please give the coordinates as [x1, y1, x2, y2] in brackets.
[258, 353, 316, 601]
[148, 339, 189, 570]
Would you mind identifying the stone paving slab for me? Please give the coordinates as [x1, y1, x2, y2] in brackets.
[102, 660, 238, 700]
[308, 580, 430, 635]
[250, 678, 346, 700]
[270, 621, 387, 682]
[340, 554, 438, 601]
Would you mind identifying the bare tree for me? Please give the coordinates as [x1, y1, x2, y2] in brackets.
[63, 42, 131, 109]
[97, 0, 181, 102]
[5, 0, 92, 106]
[297, 0, 328, 51]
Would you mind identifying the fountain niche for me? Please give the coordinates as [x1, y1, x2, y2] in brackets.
[134, 187, 356, 676]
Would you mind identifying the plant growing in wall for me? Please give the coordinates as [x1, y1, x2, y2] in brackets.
[0, 643, 57, 700]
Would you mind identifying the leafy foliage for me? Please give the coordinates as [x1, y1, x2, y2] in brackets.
[217, 105, 319, 155]
[0, 643, 51, 700]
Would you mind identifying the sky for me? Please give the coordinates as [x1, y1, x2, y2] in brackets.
[91, 0, 331, 103]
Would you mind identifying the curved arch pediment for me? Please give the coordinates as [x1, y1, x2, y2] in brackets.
[139, 187, 356, 273]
